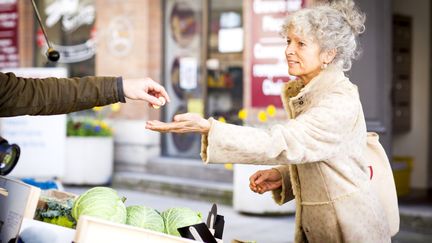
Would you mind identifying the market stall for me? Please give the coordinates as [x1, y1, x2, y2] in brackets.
[0, 176, 225, 243]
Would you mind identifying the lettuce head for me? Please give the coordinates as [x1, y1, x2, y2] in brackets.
[161, 207, 202, 236]
[126, 205, 165, 233]
[72, 187, 126, 224]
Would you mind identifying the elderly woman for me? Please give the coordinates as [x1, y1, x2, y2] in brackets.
[147, 2, 392, 242]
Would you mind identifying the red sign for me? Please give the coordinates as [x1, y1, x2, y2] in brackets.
[0, 0, 19, 68]
[250, 0, 304, 108]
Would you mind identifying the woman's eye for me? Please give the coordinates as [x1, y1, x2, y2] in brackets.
[286, 39, 291, 45]
[299, 42, 306, 47]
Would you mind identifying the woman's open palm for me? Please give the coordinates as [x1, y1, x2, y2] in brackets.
[146, 113, 210, 134]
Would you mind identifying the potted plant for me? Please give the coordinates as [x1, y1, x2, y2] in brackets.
[63, 104, 120, 185]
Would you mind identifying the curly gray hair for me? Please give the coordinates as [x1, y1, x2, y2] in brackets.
[281, 1, 366, 71]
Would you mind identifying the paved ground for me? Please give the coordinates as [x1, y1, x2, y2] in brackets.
[65, 186, 432, 243]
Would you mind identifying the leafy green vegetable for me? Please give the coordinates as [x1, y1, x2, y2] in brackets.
[72, 187, 126, 224]
[36, 198, 76, 228]
[161, 207, 202, 236]
[126, 205, 165, 233]
[42, 216, 75, 228]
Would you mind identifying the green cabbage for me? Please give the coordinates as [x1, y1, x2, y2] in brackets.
[126, 205, 165, 233]
[72, 187, 126, 224]
[161, 207, 202, 236]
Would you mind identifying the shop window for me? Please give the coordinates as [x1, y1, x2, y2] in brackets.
[162, 0, 206, 158]
[207, 1, 243, 125]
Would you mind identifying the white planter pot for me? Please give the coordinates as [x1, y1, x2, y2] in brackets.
[63, 137, 113, 185]
[110, 120, 160, 166]
[233, 164, 296, 214]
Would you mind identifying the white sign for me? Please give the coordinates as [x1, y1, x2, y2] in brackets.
[179, 57, 198, 90]
[262, 77, 285, 96]
[0, 68, 68, 178]
[43, 39, 96, 64]
[218, 28, 244, 53]
[107, 16, 134, 57]
[253, 0, 302, 14]
[45, 0, 95, 33]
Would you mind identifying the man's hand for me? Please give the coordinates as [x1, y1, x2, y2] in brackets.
[123, 78, 170, 107]
[249, 168, 282, 194]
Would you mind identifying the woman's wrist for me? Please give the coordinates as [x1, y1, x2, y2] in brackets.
[271, 168, 283, 180]
[201, 120, 211, 135]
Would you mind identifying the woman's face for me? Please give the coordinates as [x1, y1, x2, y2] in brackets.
[285, 29, 323, 84]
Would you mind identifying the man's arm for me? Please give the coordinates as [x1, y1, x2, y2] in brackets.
[0, 72, 123, 117]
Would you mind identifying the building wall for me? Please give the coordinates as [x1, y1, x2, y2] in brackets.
[393, 0, 430, 189]
[94, 0, 163, 168]
[18, 1, 34, 67]
[95, 0, 162, 121]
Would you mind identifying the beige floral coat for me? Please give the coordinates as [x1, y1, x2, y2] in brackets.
[201, 67, 391, 242]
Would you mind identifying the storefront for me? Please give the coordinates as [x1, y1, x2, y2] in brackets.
[161, 0, 305, 159]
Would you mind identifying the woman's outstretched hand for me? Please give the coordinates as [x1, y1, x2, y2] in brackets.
[146, 113, 211, 135]
[249, 168, 283, 194]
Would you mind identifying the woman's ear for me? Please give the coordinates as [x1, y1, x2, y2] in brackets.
[321, 49, 337, 64]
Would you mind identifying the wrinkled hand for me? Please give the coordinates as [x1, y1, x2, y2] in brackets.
[123, 78, 170, 107]
[146, 113, 211, 135]
[249, 168, 282, 194]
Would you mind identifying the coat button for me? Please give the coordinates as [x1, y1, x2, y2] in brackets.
[299, 101, 304, 105]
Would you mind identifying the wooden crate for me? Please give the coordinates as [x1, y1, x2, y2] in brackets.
[74, 215, 200, 243]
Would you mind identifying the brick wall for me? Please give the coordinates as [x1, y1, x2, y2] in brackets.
[95, 0, 162, 120]
[18, 1, 34, 67]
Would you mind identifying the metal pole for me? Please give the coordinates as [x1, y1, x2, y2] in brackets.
[30, 0, 52, 49]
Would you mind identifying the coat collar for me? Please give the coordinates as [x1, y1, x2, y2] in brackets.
[280, 66, 346, 116]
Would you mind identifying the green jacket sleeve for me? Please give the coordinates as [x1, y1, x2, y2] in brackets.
[0, 72, 126, 117]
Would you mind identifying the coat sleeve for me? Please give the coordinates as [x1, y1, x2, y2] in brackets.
[272, 165, 295, 204]
[0, 72, 125, 117]
[200, 88, 360, 165]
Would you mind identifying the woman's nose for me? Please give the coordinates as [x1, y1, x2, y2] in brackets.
[285, 45, 295, 55]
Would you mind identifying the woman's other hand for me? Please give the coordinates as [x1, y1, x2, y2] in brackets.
[249, 168, 282, 194]
[123, 78, 170, 107]
[146, 113, 211, 135]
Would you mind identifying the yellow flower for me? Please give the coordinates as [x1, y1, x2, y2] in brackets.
[258, 111, 267, 122]
[267, 105, 276, 117]
[238, 109, 248, 121]
[93, 106, 103, 112]
[110, 103, 121, 112]
[218, 117, 226, 123]
[100, 121, 109, 129]
[224, 163, 233, 170]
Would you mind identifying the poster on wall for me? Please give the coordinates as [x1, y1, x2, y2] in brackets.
[163, 0, 205, 158]
[249, 0, 304, 108]
[0, 0, 19, 68]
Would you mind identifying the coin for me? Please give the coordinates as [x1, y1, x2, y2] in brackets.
[152, 96, 166, 109]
